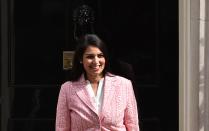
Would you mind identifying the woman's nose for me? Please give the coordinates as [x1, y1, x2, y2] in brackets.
[92, 56, 99, 63]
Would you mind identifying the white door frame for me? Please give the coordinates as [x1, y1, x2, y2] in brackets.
[179, 0, 200, 130]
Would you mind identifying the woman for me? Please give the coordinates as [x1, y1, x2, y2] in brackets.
[56, 34, 140, 131]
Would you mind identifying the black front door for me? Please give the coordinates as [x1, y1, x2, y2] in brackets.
[7, 0, 178, 131]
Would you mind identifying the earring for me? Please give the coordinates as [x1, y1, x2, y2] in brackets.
[80, 61, 82, 64]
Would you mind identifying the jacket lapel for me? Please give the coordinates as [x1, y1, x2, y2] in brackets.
[75, 75, 98, 114]
[101, 75, 116, 115]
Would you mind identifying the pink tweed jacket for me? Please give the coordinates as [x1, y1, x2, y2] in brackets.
[56, 73, 140, 131]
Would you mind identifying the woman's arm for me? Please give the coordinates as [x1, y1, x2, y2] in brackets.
[124, 80, 140, 131]
[56, 83, 71, 131]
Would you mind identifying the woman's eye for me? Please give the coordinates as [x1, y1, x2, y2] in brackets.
[98, 54, 104, 58]
[85, 54, 104, 59]
[86, 55, 94, 59]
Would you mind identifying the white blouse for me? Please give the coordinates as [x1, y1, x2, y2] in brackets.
[86, 78, 104, 113]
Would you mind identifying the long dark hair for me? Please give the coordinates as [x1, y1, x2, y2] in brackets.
[70, 34, 110, 81]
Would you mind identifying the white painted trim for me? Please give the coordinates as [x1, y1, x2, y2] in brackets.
[204, 0, 209, 130]
[179, 0, 190, 130]
[179, 0, 200, 130]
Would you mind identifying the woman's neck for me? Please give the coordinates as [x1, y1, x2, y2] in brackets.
[87, 74, 103, 84]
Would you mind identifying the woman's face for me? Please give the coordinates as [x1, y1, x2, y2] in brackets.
[82, 45, 106, 79]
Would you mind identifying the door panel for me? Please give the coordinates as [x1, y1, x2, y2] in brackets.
[13, 0, 65, 85]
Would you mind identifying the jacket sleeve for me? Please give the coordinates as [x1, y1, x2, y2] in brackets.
[124, 80, 140, 131]
[56, 83, 71, 131]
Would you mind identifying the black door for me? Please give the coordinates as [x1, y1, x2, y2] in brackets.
[8, 0, 178, 131]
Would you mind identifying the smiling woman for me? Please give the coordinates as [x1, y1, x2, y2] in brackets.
[55, 34, 140, 131]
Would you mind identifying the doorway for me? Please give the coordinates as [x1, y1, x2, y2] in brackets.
[1, 0, 178, 131]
